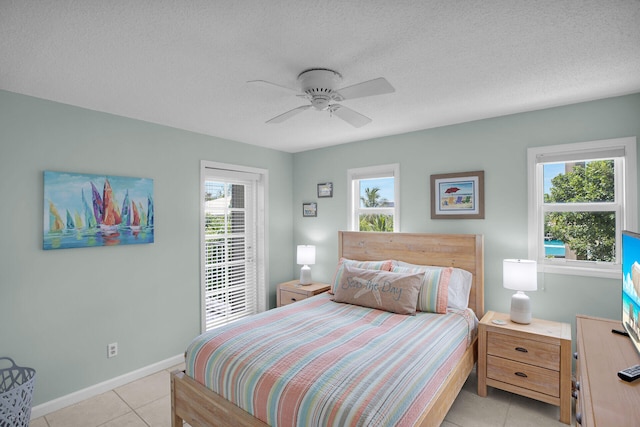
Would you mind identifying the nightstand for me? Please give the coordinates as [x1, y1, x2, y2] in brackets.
[478, 311, 572, 425]
[276, 280, 331, 307]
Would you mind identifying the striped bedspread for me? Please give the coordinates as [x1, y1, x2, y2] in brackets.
[186, 292, 477, 427]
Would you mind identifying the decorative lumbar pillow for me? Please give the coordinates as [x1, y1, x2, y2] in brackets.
[330, 258, 394, 293]
[392, 265, 452, 314]
[393, 261, 472, 310]
[333, 264, 422, 315]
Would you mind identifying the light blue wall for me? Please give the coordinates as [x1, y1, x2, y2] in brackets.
[293, 93, 640, 329]
[0, 90, 294, 405]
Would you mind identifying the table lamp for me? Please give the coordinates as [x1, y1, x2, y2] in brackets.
[503, 259, 537, 324]
[297, 245, 316, 285]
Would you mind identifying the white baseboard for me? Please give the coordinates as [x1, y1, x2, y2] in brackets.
[30, 354, 184, 419]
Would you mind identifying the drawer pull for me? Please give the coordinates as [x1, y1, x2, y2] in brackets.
[291, 298, 297, 302]
[573, 351, 578, 360]
[572, 390, 578, 399]
[576, 412, 582, 425]
[515, 347, 528, 353]
[514, 371, 528, 378]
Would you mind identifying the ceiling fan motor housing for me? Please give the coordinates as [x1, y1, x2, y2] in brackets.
[298, 68, 343, 110]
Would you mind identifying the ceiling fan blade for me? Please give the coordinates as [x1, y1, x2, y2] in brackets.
[331, 104, 372, 128]
[336, 77, 395, 100]
[247, 79, 301, 94]
[266, 105, 311, 124]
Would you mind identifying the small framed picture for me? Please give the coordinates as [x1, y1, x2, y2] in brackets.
[317, 182, 333, 198]
[302, 202, 317, 217]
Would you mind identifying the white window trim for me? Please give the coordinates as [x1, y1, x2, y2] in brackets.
[200, 160, 269, 332]
[347, 163, 400, 232]
[527, 137, 637, 279]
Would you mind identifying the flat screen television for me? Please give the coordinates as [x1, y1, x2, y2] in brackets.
[622, 230, 640, 355]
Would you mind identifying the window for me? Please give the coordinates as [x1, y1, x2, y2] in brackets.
[201, 161, 268, 331]
[527, 137, 637, 278]
[347, 164, 399, 232]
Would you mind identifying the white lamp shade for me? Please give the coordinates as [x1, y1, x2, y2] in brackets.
[503, 259, 537, 291]
[297, 245, 316, 265]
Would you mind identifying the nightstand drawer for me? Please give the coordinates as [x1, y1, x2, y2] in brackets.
[487, 331, 560, 371]
[487, 354, 560, 397]
[276, 281, 331, 307]
[280, 289, 307, 306]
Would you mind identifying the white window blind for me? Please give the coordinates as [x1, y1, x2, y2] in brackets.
[202, 168, 259, 330]
[535, 146, 626, 164]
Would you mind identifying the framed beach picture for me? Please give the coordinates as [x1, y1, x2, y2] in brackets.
[44, 171, 154, 250]
[317, 182, 333, 198]
[302, 202, 317, 217]
[430, 171, 484, 219]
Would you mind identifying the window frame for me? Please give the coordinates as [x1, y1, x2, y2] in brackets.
[527, 137, 637, 279]
[347, 163, 400, 232]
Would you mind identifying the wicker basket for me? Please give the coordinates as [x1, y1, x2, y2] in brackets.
[0, 358, 36, 427]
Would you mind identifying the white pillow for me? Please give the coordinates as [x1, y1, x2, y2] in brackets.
[394, 261, 473, 310]
[447, 267, 473, 310]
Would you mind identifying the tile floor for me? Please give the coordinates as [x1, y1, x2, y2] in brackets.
[29, 365, 573, 427]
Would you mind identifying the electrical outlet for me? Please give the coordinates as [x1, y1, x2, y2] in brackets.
[107, 342, 118, 358]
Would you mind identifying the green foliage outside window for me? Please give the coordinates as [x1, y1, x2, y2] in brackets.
[205, 213, 226, 234]
[359, 214, 394, 232]
[544, 160, 615, 262]
[204, 190, 228, 235]
[359, 187, 393, 232]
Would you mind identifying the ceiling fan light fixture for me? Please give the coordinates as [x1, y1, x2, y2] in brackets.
[310, 96, 330, 110]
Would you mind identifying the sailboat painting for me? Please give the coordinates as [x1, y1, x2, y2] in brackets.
[44, 171, 154, 250]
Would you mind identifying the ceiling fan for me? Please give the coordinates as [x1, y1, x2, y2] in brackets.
[248, 68, 395, 128]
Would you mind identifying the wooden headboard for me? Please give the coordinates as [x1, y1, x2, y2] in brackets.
[338, 231, 484, 318]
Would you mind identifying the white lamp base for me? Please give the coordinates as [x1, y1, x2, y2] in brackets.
[300, 265, 312, 285]
[510, 291, 532, 324]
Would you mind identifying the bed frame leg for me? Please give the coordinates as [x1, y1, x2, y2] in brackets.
[171, 370, 184, 427]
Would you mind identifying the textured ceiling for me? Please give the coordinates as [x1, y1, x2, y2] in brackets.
[2, 1, 640, 153]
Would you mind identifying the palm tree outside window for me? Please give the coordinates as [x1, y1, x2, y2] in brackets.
[347, 164, 400, 232]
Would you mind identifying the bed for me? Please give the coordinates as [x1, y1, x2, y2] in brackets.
[171, 231, 484, 427]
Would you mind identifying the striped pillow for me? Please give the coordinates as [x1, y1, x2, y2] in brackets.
[393, 261, 472, 310]
[331, 258, 393, 293]
[392, 265, 452, 313]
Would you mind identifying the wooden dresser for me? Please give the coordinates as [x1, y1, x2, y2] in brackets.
[575, 315, 640, 426]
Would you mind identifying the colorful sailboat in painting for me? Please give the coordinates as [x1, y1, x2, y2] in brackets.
[147, 195, 154, 227]
[120, 190, 131, 228]
[82, 189, 97, 229]
[129, 200, 141, 233]
[120, 189, 143, 233]
[65, 209, 84, 230]
[48, 201, 64, 233]
[100, 178, 121, 235]
[138, 201, 147, 227]
[66, 210, 75, 229]
[90, 182, 103, 225]
[74, 211, 84, 230]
